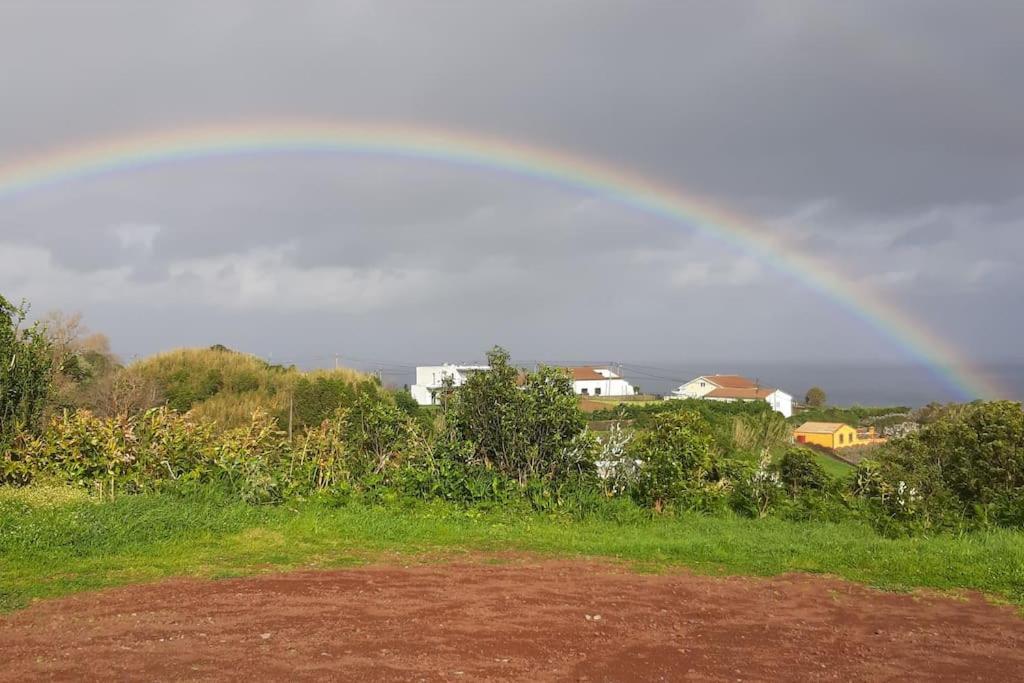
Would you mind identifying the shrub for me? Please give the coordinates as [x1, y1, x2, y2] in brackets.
[728, 453, 783, 518]
[855, 400, 1024, 531]
[11, 407, 216, 495]
[627, 410, 716, 511]
[130, 348, 370, 430]
[732, 410, 789, 460]
[1, 295, 53, 454]
[594, 422, 638, 496]
[777, 448, 829, 495]
[447, 346, 593, 486]
[209, 410, 289, 503]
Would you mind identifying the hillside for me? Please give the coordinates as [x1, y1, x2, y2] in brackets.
[130, 347, 372, 430]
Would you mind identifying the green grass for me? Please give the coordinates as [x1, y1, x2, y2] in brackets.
[2, 485, 1023, 613]
[810, 451, 855, 479]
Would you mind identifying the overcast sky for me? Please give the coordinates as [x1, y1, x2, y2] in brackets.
[1, 1, 1022, 377]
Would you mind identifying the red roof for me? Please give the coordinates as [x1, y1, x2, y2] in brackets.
[704, 374, 758, 389]
[707, 386, 775, 400]
[568, 366, 617, 381]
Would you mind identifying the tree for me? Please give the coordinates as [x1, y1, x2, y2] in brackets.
[40, 310, 121, 410]
[1, 295, 53, 452]
[448, 346, 591, 485]
[805, 386, 826, 407]
[628, 410, 715, 511]
[82, 367, 163, 418]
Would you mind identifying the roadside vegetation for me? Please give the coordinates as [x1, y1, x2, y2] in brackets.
[2, 294, 1023, 610]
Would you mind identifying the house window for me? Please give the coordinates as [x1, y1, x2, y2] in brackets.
[700, 382, 705, 387]
[595, 387, 601, 396]
[580, 388, 589, 395]
[838, 433, 844, 445]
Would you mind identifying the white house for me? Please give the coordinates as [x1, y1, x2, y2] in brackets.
[569, 366, 636, 397]
[666, 374, 793, 417]
[410, 363, 490, 406]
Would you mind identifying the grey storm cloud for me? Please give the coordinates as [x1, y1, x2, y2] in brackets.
[891, 221, 956, 249]
[0, 1, 1022, 373]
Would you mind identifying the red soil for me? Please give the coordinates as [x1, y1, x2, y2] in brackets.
[2, 558, 1022, 681]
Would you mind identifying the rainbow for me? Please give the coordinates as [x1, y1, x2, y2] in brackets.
[0, 120, 1003, 399]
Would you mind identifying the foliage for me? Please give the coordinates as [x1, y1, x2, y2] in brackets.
[6, 407, 215, 494]
[289, 375, 371, 431]
[627, 410, 718, 511]
[0, 295, 53, 455]
[788, 404, 909, 427]
[855, 401, 1024, 533]
[588, 396, 767, 427]
[776, 447, 829, 495]
[131, 348, 370, 430]
[447, 346, 593, 485]
[594, 422, 638, 496]
[804, 386, 826, 407]
[4, 305, 1023, 541]
[4, 391, 418, 502]
[732, 410, 789, 459]
[38, 310, 122, 414]
[729, 453, 783, 518]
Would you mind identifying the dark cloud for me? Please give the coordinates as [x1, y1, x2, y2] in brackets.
[0, 1, 1021, 368]
[890, 221, 956, 249]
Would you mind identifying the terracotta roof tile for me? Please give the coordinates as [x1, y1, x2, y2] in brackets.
[704, 374, 758, 388]
[706, 386, 775, 399]
[568, 367, 616, 381]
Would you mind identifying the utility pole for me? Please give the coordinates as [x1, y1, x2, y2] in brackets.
[288, 392, 294, 443]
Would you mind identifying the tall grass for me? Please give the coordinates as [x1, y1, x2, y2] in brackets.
[2, 484, 1022, 612]
[130, 348, 368, 429]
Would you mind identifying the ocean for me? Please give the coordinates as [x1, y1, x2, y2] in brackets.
[613, 362, 1024, 407]
[379, 362, 1024, 407]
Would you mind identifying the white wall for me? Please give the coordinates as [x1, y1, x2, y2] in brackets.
[573, 378, 635, 397]
[766, 390, 793, 418]
[410, 384, 436, 406]
[411, 364, 490, 405]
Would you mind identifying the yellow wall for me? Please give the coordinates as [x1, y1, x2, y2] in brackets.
[796, 424, 859, 449]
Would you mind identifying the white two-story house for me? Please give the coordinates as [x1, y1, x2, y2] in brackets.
[410, 363, 490, 406]
[569, 366, 636, 397]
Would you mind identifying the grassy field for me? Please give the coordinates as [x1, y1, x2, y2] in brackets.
[809, 451, 856, 479]
[3, 485, 1023, 613]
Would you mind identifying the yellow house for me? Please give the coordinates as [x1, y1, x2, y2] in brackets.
[794, 422, 860, 449]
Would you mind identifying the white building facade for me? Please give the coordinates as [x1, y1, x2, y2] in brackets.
[570, 367, 636, 397]
[410, 364, 490, 406]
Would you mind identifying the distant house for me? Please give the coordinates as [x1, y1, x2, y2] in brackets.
[410, 363, 490, 406]
[411, 363, 637, 405]
[794, 422, 860, 449]
[568, 366, 636, 397]
[666, 374, 793, 417]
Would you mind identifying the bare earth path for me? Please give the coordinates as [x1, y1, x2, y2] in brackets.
[2, 558, 1023, 681]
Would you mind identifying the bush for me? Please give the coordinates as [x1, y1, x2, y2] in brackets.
[854, 401, 1024, 532]
[447, 346, 594, 486]
[728, 454, 783, 518]
[627, 410, 717, 511]
[777, 448, 829, 495]
[10, 408, 217, 495]
[130, 348, 370, 430]
[1, 295, 53, 455]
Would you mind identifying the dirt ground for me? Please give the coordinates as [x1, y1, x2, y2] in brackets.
[2, 558, 1023, 681]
